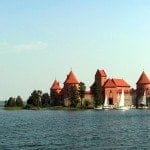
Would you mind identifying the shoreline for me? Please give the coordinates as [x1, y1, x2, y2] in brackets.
[3, 106, 94, 111]
[3, 106, 150, 111]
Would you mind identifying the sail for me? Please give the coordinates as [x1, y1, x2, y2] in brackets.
[140, 91, 147, 106]
[119, 90, 124, 107]
[104, 95, 108, 107]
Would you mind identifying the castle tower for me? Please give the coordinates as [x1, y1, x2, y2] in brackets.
[90, 69, 107, 104]
[50, 79, 62, 105]
[95, 69, 107, 87]
[136, 71, 150, 107]
[50, 79, 62, 94]
[63, 71, 80, 99]
[136, 71, 150, 95]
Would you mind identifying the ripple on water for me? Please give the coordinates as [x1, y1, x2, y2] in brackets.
[0, 109, 150, 149]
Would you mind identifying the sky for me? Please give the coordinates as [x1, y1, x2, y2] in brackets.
[0, 0, 150, 100]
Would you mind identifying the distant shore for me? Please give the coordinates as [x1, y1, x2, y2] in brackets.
[3, 105, 94, 110]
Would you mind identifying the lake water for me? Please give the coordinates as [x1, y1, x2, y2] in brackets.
[0, 104, 150, 149]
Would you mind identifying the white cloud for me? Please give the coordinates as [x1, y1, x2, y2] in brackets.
[14, 41, 48, 52]
[0, 41, 48, 54]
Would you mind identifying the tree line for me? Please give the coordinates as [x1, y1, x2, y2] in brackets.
[5, 81, 102, 109]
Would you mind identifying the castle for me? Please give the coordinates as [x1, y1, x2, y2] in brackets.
[50, 69, 150, 108]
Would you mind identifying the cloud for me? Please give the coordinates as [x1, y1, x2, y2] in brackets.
[0, 41, 48, 54]
[14, 41, 48, 52]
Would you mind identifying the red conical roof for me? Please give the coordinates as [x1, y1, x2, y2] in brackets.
[96, 69, 107, 77]
[137, 71, 150, 85]
[51, 80, 61, 90]
[64, 71, 79, 84]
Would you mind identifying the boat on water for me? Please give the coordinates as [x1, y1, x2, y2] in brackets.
[103, 95, 109, 109]
[130, 105, 136, 109]
[116, 90, 130, 110]
[138, 91, 148, 109]
[116, 106, 130, 110]
[103, 95, 113, 110]
[103, 106, 110, 110]
[94, 106, 103, 110]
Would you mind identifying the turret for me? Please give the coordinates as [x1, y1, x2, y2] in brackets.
[136, 71, 150, 95]
[50, 79, 62, 94]
[63, 71, 80, 99]
[95, 69, 107, 87]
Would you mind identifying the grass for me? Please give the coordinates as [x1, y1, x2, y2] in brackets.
[4, 107, 24, 110]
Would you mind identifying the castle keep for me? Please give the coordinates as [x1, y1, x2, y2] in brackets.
[50, 69, 150, 108]
[90, 70, 132, 107]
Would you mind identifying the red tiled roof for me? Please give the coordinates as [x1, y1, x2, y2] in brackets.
[137, 71, 150, 84]
[104, 79, 116, 88]
[64, 71, 79, 84]
[51, 80, 61, 90]
[112, 78, 130, 87]
[97, 69, 107, 77]
[104, 78, 130, 88]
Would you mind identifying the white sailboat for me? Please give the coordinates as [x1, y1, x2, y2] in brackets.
[94, 106, 103, 110]
[139, 91, 148, 109]
[103, 95, 110, 109]
[116, 90, 129, 110]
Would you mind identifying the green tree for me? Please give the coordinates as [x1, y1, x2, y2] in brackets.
[41, 93, 50, 107]
[16, 96, 24, 107]
[69, 85, 79, 107]
[27, 90, 42, 107]
[84, 100, 91, 109]
[91, 82, 101, 107]
[79, 82, 86, 107]
[50, 90, 60, 106]
[5, 97, 16, 107]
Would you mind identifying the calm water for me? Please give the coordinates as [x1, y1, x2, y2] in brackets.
[0, 105, 150, 149]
